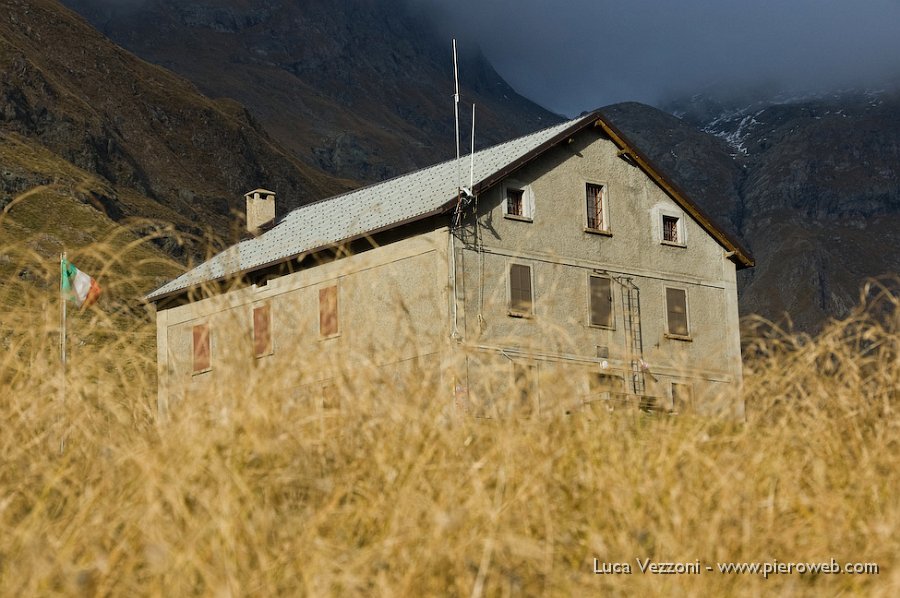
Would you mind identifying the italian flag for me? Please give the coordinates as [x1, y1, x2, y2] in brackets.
[61, 258, 101, 310]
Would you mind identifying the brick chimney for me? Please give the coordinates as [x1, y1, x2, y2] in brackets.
[245, 188, 275, 234]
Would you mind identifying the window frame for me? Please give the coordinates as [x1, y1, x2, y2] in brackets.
[252, 302, 273, 358]
[664, 285, 692, 341]
[191, 322, 212, 375]
[588, 371, 625, 396]
[672, 381, 695, 412]
[583, 181, 611, 235]
[512, 362, 537, 416]
[658, 208, 687, 247]
[501, 181, 534, 222]
[318, 284, 340, 339]
[507, 262, 535, 318]
[587, 274, 615, 329]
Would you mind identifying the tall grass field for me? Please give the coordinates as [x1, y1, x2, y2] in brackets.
[1, 225, 898, 596]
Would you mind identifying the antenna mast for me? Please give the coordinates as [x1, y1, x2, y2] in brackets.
[469, 103, 476, 191]
[452, 39, 461, 194]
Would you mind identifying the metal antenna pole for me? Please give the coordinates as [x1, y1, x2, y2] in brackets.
[452, 39, 461, 193]
[470, 103, 476, 191]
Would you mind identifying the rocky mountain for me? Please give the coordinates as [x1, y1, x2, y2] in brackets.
[1, 0, 357, 260]
[61, 0, 561, 183]
[603, 91, 900, 331]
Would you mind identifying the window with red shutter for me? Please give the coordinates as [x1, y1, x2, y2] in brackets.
[192, 324, 210, 373]
[319, 286, 339, 337]
[253, 303, 272, 357]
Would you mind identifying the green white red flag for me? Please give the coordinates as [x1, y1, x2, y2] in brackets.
[61, 258, 101, 310]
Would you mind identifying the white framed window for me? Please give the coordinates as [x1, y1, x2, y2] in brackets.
[502, 181, 535, 221]
[584, 182, 610, 233]
[657, 208, 686, 246]
[664, 286, 691, 339]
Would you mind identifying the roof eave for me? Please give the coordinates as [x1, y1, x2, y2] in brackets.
[145, 205, 451, 304]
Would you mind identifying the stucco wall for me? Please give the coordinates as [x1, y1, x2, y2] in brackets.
[455, 125, 744, 415]
[156, 230, 452, 416]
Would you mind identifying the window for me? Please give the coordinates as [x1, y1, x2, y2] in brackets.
[322, 383, 339, 410]
[506, 188, 525, 217]
[192, 324, 210, 373]
[585, 183, 608, 231]
[589, 372, 624, 395]
[672, 382, 694, 412]
[319, 285, 339, 338]
[665, 287, 690, 338]
[659, 210, 685, 246]
[502, 183, 533, 220]
[252, 303, 272, 357]
[508, 263, 533, 316]
[513, 363, 536, 416]
[662, 215, 679, 243]
[589, 275, 613, 328]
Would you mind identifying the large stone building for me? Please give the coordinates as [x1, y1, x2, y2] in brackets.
[147, 111, 754, 418]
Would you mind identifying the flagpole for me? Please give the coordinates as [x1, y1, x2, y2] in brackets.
[60, 251, 66, 372]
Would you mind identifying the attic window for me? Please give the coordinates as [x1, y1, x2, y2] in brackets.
[585, 183, 609, 232]
[659, 211, 686, 246]
[662, 215, 679, 243]
[503, 184, 533, 221]
[506, 189, 525, 217]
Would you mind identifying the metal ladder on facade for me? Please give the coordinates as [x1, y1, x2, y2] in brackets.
[619, 278, 645, 396]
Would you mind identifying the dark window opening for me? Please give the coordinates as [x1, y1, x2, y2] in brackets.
[506, 188, 525, 217]
[589, 372, 623, 395]
[663, 215, 680, 243]
[509, 264, 533, 315]
[589, 276, 613, 327]
[586, 184, 606, 230]
[666, 287, 689, 336]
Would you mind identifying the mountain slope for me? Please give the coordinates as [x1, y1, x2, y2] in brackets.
[62, 0, 562, 183]
[1, 0, 353, 250]
[604, 94, 900, 331]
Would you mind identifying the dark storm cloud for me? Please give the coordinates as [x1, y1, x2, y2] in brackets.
[418, 0, 900, 115]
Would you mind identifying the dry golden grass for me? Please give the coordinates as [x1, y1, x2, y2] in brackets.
[1, 228, 898, 596]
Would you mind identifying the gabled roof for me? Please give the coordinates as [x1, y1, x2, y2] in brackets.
[147, 110, 753, 302]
